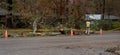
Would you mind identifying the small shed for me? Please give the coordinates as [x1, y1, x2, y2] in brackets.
[0, 8, 21, 28]
[0, 8, 8, 16]
[0, 8, 8, 19]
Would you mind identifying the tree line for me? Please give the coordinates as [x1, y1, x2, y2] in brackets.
[0, 0, 120, 29]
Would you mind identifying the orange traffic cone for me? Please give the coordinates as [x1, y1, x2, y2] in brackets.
[70, 29, 73, 37]
[4, 30, 8, 39]
[99, 29, 103, 35]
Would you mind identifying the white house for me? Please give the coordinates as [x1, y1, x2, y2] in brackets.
[86, 14, 120, 21]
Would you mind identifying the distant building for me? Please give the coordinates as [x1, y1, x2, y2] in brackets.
[0, 8, 21, 28]
[0, 8, 8, 22]
[0, 8, 8, 28]
[86, 14, 120, 21]
[0, 9, 8, 16]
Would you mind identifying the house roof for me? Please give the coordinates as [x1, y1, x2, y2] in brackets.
[104, 15, 120, 20]
[86, 14, 101, 20]
[86, 14, 120, 20]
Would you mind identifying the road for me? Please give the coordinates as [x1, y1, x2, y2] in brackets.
[0, 32, 120, 55]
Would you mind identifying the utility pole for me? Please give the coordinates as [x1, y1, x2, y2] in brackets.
[7, 0, 12, 11]
[7, 0, 13, 28]
[102, 0, 105, 20]
[65, 0, 69, 16]
[100, 0, 105, 33]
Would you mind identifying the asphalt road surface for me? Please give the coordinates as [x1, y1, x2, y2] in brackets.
[0, 32, 120, 55]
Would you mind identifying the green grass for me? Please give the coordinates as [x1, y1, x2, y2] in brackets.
[0, 28, 97, 38]
[0, 29, 61, 37]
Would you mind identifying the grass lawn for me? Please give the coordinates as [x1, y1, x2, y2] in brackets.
[0, 29, 61, 38]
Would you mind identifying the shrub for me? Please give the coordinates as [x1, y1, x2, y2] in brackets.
[98, 20, 113, 30]
[112, 21, 120, 29]
[106, 47, 120, 52]
[90, 20, 113, 30]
